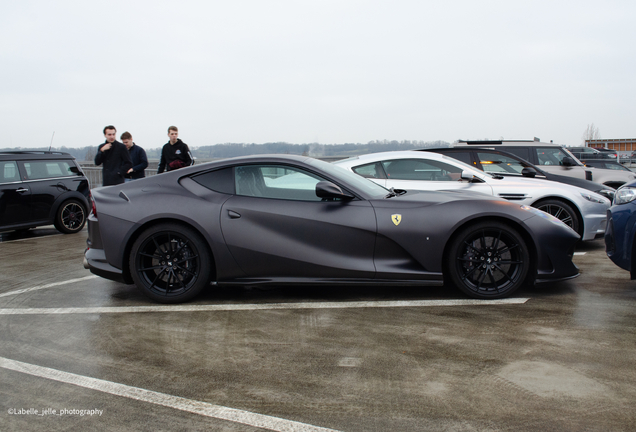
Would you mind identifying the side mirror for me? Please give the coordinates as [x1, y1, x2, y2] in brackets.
[70, 166, 82, 174]
[316, 181, 354, 200]
[460, 171, 484, 183]
[521, 167, 537, 178]
[562, 156, 576, 167]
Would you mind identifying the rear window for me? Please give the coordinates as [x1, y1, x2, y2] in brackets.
[191, 167, 234, 194]
[0, 161, 19, 184]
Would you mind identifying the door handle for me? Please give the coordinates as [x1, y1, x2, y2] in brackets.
[228, 210, 241, 219]
[16, 188, 29, 193]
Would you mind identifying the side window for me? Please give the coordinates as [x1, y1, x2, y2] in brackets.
[352, 162, 386, 179]
[22, 160, 74, 180]
[499, 147, 530, 161]
[476, 152, 526, 174]
[382, 159, 462, 181]
[534, 147, 569, 166]
[191, 167, 234, 194]
[235, 165, 330, 201]
[0, 161, 19, 184]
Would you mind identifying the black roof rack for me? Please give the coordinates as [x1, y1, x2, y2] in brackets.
[0, 151, 70, 156]
[456, 140, 538, 145]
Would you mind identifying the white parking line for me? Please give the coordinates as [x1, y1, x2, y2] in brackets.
[0, 356, 340, 432]
[0, 298, 529, 315]
[0, 276, 99, 298]
[0, 233, 62, 243]
[573, 252, 587, 255]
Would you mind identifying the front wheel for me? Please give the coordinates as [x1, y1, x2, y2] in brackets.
[533, 199, 580, 235]
[129, 224, 211, 303]
[54, 199, 87, 234]
[447, 222, 530, 299]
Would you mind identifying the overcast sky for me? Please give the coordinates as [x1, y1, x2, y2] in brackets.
[2, 0, 634, 149]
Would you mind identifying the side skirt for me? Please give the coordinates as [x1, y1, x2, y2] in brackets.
[214, 277, 444, 287]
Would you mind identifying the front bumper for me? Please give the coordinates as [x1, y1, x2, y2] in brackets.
[605, 204, 636, 275]
[523, 211, 580, 283]
[582, 211, 608, 241]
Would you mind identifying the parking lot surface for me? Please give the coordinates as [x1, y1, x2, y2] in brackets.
[1, 227, 635, 431]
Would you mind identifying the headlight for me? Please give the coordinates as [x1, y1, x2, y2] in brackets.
[597, 189, 615, 202]
[613, 187, 636, 205]
[580, 192, 609, 205]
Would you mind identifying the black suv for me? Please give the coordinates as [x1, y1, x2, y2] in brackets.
[0, 151, 90, 234]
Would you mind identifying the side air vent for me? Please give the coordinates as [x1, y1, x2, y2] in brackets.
[498, 193, 528, 201]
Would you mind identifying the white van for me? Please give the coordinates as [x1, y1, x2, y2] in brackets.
[452, 140, 635, 189]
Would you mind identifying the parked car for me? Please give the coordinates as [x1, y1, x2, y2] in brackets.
[450, 140, 636, 189]
[592, 147, 618, 159]
[334, 150, 610, 241]
[423, 147, 615, 202]
[0, 151, 90, 234]
[582, 159, 632, 172]
[84, 155, 580, 302]
[568, 147, 609, 160]
[605, 180, 636, 278]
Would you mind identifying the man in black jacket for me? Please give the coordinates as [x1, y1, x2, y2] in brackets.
[157, 126, 193, 174]
[95, 125, 133, 186]
[121, 131, 148, 181]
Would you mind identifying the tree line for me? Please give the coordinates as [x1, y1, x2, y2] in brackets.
[5, 140, 450, 162]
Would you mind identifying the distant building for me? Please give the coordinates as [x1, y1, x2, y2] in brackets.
[586, 138, 636, 152]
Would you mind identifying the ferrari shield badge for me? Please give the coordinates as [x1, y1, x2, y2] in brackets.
[391, 214, 402, 226]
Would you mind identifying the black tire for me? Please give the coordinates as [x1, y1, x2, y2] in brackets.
[54, 199, 87, 234]
[533, 199, 580, 235]
[447, 222, 530, 299]
[129, 223, 211, 303]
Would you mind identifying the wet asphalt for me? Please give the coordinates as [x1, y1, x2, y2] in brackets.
[0, 227, 635, 431]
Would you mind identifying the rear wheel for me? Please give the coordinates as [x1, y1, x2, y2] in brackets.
[533, 199, 580, 235]
[447, 222, 529, 299]
[54, 199, 87, 234]
[130, 223, 211, 303]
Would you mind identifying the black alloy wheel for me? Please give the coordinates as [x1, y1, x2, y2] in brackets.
[533, 199, 580, 235]
[54, 199, 87, 234]
[130, 223, 211, 303]
[447, 222, 529, 299]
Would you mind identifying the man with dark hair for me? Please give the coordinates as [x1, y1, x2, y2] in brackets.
[95, 125, 132, 186]
[157, 126, 193, 174]
[121, 131, 148, 181]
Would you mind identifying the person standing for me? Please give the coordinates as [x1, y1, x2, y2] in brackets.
[157, 126, 193, 174]
[95, 125, 132, 186]
[121, 131, 148, 181]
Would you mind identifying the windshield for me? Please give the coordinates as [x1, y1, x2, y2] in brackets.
[475, 152, 534, 175]
[436, 154, 499, 179]
[310, 158, 390, 198]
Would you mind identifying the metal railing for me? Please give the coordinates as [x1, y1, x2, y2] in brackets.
[81, 167, 158, 189]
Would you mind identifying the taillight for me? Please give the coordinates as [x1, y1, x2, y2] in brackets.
[90, 194, 97, 217]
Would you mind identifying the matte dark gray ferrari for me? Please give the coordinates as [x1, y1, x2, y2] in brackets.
[84, 155, 580, 303]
